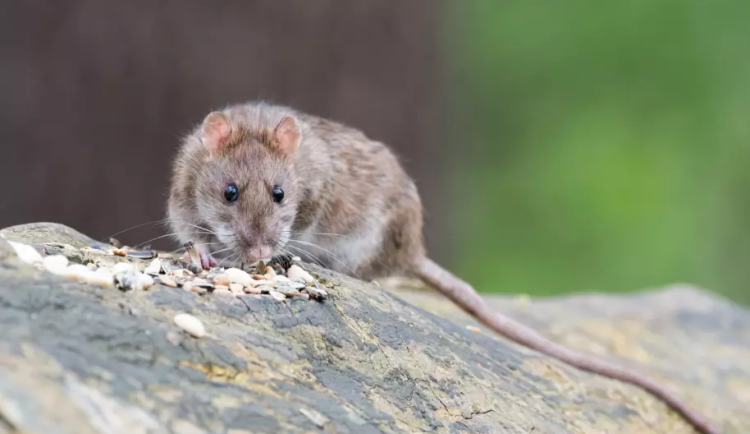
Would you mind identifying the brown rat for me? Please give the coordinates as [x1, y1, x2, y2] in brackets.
[167, 101, 717, 434]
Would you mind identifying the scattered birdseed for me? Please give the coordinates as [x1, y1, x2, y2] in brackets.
[159, 275, 178, 288]
[172, 269, 186, 278]
[144, 259, 161, 275]
[213, 274, 231, 286]
[139, 273, 155, 290]
[306, 285, 328, 301]
[191, 278, 214, 290]
[225, 268, 253, 286]
[42, 255, 69, 274]
[113, 262, 135, 275]
[268, 290, 286, 302]
[278, 288, 301, 297]
[466, 326, 482, 334]
[173, 313, 206, 338]
[288, 265, 314, 284]
[243, 286, 262, 295]
[192, 286, 208, 295]
[114, 269, 141, 291]
[183, 241, 202, 268]
[126, 250, 156, 260]
[83, 270, 114, 288]
[264, 266, 276, 278]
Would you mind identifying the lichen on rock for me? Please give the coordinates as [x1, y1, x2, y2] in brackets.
[0, 222, 748, 434]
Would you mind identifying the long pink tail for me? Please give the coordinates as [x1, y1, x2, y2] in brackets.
[415, 257, 717, 434]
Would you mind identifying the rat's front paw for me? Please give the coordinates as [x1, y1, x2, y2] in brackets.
[182, 249, 217, 270]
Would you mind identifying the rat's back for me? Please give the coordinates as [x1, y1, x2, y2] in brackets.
[279, 105, 428, 279]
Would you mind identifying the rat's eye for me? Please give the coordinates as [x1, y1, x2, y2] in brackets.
[224, 184, 239, 203]
[272, 186, 284, 203]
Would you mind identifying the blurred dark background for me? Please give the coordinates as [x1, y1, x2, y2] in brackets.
[2, 1, 749, 304]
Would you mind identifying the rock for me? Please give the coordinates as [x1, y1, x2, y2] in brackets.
[8, 240, 43, 265]
[0, 222, 747, 434]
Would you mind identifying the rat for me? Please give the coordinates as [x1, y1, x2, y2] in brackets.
[167, 101, 716, 434]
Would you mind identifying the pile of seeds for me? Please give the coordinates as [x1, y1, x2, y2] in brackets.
[4, 238, 328, 302]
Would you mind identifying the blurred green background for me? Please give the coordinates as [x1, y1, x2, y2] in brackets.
[2, 1, 748, 305]
[445, 0, 750, 304]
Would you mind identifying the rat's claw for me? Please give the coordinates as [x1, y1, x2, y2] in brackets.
[202, 251, 218, 269]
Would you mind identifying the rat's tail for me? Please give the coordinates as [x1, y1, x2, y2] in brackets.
[414, 256, 717, 434]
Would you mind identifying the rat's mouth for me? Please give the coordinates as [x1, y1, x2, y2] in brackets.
[244, 245, 273, 264]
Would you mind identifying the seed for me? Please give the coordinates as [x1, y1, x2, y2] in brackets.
[288, 265, 314, 283]
[173, 313, 206, 338]
[126, 250, 156, 260]
[213, 274, 231, 286]
[83, 270, 113, 287]
[172, 269, 186, 278]
[139, 273, 155, 290]
[225, 268, 252, 286]
[243, 286, 262, 294]
[159, 276, 178, 288]
[65, 264, 93, 281]
[466, 326, 482, 334]
[264, 266, 276, 279]
[306, 285, 328, 301]
[268, 290, 286, 302]
[144, 259, 161, 275]
[183, 241, 202, 268]
[42, 255, 69, 274]
[113, 262, 135, 275]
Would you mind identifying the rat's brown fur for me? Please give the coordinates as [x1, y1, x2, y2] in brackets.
[167, 101, 716, 434]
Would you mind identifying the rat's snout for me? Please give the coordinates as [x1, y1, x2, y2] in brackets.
[245, 245, 272, 263]
[234, 224, 274, 263]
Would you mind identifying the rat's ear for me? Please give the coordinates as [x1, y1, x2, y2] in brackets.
[201, 112, 232, 154]
[272, 116, 301, 156]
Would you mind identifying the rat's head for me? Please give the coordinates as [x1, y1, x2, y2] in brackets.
[189, 110, 302, 264]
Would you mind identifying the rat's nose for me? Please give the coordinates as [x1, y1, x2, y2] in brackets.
[245, 245, 272, 263]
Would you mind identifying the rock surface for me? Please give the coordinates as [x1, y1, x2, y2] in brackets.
[0, 222, 748, 434]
